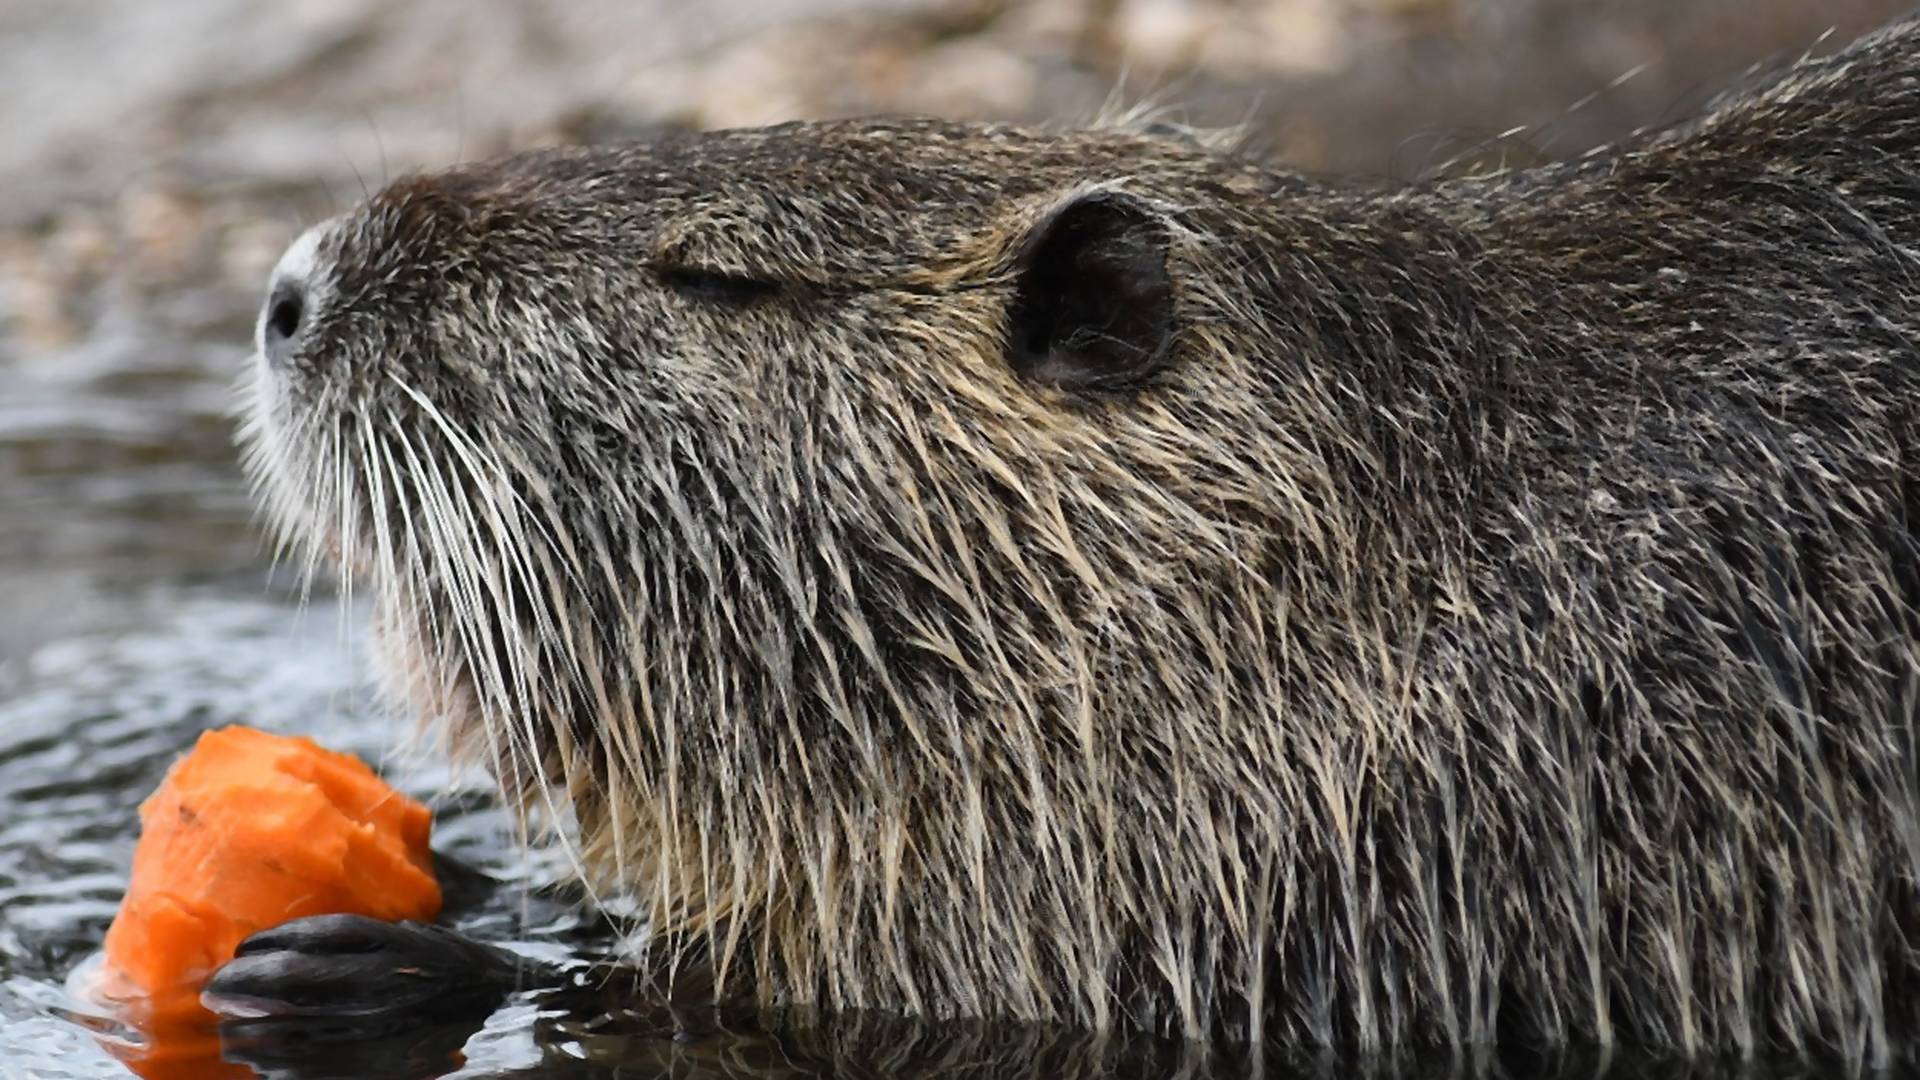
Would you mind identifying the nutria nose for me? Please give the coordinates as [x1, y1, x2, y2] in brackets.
[261, 281, 306, 368]
[259, 219, 333, 369]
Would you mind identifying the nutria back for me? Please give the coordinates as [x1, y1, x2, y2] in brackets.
[241, 13, 1920, 1068]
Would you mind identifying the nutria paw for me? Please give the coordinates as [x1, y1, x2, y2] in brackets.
[204, 913, 544, 1023]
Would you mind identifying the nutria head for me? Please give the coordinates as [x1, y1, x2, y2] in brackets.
[242, 19, 1920, 1064]
[243, 114, 1377, 1031]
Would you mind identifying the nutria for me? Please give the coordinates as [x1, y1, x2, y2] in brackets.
[233, 12, 1920, 1070]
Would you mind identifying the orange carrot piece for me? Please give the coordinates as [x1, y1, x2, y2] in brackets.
[101, 726, 440, 1001]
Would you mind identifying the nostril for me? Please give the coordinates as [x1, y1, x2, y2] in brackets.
[262, 281, 306, 366]
[268, 290, 303, 341]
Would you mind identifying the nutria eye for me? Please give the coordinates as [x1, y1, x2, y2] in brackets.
[657, 267, 781, 304]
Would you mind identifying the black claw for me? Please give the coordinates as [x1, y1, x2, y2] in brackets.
[205, 914, 549, 1024]
[230, 912, 422, 958]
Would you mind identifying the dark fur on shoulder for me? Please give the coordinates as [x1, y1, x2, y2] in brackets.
[242, 14, 1920, 1070]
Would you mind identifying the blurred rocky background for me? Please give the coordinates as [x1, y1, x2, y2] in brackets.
[2, 0, 1915, 680]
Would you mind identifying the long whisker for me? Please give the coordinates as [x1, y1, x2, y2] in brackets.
[382, 380, 610, 912]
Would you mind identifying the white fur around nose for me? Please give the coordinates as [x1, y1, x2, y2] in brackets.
[257, 218, 336, 354]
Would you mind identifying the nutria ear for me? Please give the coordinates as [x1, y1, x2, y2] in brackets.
[1007, 192, 1174, 392]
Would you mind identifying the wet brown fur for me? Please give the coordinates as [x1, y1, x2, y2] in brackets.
[242, 14, 1920, 1070]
